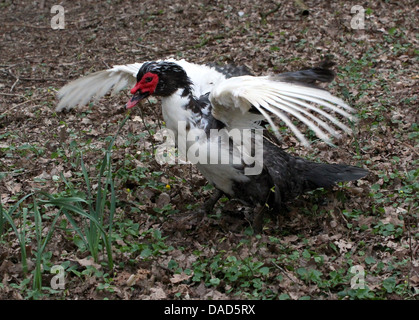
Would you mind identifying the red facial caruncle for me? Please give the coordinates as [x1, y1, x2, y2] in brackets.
[131, 72, 159, 95]
[126, 72, 159, 109]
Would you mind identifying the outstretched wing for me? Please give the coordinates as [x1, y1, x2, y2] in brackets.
[209, 75, 355, 147]
[56, 63, 143, 111]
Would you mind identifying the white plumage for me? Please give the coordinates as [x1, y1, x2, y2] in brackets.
[56, 58, 355, 147]
[210, 75, 355, 146]
[56, 58, 368, 229]
[56, 63, 142, 111]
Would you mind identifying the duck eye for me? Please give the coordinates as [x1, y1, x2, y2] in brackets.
[145, 76, 153, 82]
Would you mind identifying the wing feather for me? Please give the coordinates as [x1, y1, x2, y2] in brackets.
[274, 94, 351, 133]
[254, 96, 309, 145]
[262, 94, 331, 143]
[56, 63, 142, 111]
[264, 93, 341, 137]
[209, 76, 355, 147]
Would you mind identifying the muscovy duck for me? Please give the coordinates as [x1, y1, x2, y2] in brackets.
[57, 59, 368, 231]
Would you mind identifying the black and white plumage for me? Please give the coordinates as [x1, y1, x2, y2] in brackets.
[57, 58, 368, 230]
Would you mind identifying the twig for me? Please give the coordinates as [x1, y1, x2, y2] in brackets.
[4, 67, 65, 83]
[138, 104, 156, 152]
[2, 22, 51, 29]
[135, 43, 160, 52]
[101, 59, 111, 69]
[1, 96, 47, 116]
[147, 98, 162, 130]
[271, 260, 301, 285]
[0, 93, 25, 98]
[14, 77, 65, 82]
[121, 90, 157, 151]
[7, 69, 17, 80]
[0, 169, 36, 177]
[10, 78, 19, 92]
[395, 139, 419, 156]
[0, 64, 19, 68]
[259, 2, 281, 24]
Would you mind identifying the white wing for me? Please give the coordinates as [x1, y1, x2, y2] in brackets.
[56, 63, 143, 111]
[209, 75, 355, 147]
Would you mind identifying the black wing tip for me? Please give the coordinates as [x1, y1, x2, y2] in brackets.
[305, 163, 369, 189]
[340, 167, 369, 181]
[274, 57, 337, 86]
[207, 62, 253, 78]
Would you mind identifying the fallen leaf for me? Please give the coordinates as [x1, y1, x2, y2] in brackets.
[170, 272, 192, 284]
[149, 286, 167, 299]
[74, 257, 101, 269]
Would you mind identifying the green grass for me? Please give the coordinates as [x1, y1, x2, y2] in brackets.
[1, 24, 417, 299]
[0, 113, 132, 298]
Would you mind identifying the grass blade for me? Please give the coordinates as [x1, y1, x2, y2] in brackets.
[1, 193, 34, 274]
[0, 203, 4, 236]
[33, 197, 62, 292]
[40, 196, 113, 269]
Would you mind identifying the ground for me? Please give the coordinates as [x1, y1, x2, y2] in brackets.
[0, 0, 418, 300]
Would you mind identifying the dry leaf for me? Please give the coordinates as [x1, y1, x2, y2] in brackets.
[74, 258, 101, 269]
[149, 286, 167, 300]
[170, 272, 192, 284]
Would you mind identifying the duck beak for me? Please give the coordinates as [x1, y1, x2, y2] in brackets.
[126, 90, 150, 109]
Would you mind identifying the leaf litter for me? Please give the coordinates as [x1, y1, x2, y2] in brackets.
[0, 0, 418, 300]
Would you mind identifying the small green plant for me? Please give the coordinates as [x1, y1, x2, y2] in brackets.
[1, 193, 34, 274]
[0, 113, 133, 299]
[41, 113, 131, 269]
[32, 198, 61, 292]
[188, 252, 271, 298]
[0, 193, 61, 296]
